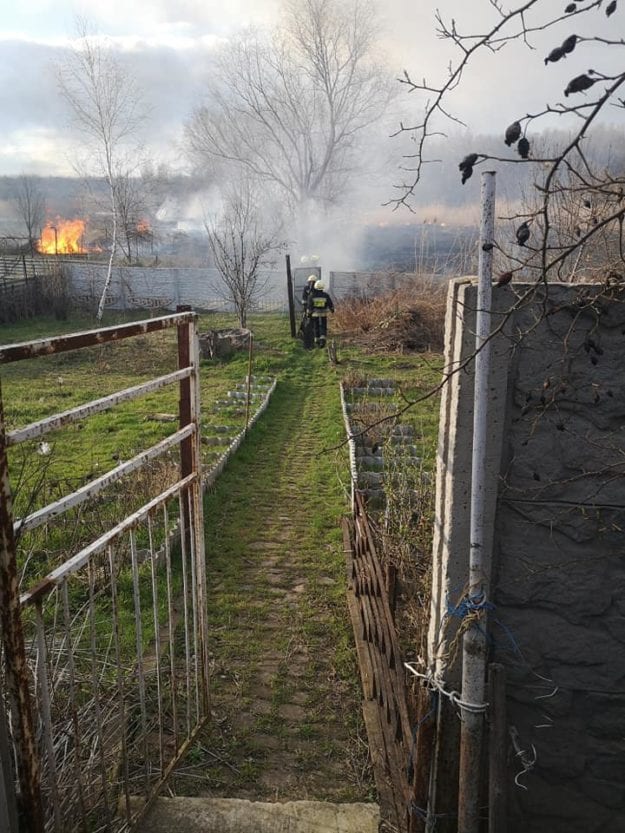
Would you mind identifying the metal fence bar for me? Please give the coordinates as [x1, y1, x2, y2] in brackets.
[34, 602, 63, 833]
[130, 529, 149, 792]
[108, 546, 132, 825]
[87, 561, 113, 831]
[189, 320, 209, 710]
[0, 312, 195, 364]
[177, 310, 193, 554]
[179, 495, 192, 736]
[188, 489, 200, 725]
[7, 367, 192, 446]
[61, 579, 88, 832]
[20, 473, 196, 606]
[163, 504, 179, 751]
[15, 425, 194, 536]
[147, 515, 165, 775]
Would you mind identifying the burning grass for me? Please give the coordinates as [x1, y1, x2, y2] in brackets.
[38, 218, 87, 254]
[332, 278, 447, 353]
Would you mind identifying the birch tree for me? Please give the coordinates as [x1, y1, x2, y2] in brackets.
[57, 21, 148, 320]
[186, 0, 393, 210]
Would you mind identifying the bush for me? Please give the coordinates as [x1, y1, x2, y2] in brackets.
[333, 278, 446, 353]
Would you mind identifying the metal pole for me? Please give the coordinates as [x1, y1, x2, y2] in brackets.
[458, 170, 496, 833]
[0, 379, 44, 833]
[488, 664, 507, 833]
[177, 305, 193, 551]
[188, 316, 210, 712]
[410, 686, 436, 833]
[285, 254, 296, 338]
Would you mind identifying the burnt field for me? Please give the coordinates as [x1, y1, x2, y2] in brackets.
[360, 223, 478, 274]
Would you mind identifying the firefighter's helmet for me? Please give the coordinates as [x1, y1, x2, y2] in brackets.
[314, 280, 324, 290]
[307, 274, 317, 283]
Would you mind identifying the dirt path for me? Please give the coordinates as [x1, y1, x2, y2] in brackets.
[169, 363, 373, 804]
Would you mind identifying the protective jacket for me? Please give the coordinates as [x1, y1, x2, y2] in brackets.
[308, 288, 334, 317]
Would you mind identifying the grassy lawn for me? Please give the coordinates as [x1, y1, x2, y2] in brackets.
[1, 307, 442, 596]
[1, 308, 442, 578]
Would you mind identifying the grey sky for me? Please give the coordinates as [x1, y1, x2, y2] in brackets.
[0, 1, 622, 188]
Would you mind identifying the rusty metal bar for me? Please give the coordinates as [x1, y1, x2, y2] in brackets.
[130, 529, 149, 790]
[61, 579, 88, 832]
[147, 515, 165, 775]
[163, 505, 179, 750]
[7, 367, 192, 447]
[87, 561, 112, 830]
[15, 424, 194, 536]
[187, 489, 200, 725]
[0, 379, 44, 833]
[20, 472, 196, 606]
[34, 602, 62, 832]
[177, 309, 193, 550]
[108, 545, 132, 823]
[179, 494, 192, 735]
[0, 312, 195, 364]
[188, 318, 209, 710]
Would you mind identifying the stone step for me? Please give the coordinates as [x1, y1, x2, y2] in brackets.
[133, 797, 380, 833]
[350, 386, 394, 396]
[358, 470, 384, 487]
[355, 455, 385, 469]
[364, 378, 395, 388]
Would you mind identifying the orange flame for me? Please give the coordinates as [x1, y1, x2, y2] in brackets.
[38, 219, 86, 254]
[136, 219, 151, 234]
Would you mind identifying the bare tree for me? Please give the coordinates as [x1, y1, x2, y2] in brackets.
[57, 20, 148, 320]
[393, 1, 625, 286]
[15, 175, 46, 255]
[205, 187, 284, 327]
[186, 0, 393, 211]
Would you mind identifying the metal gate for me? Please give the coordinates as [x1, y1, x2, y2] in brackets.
[0, 312, 208, 832]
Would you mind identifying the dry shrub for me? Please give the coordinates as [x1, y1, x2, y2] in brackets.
[333, 278, 447, 352]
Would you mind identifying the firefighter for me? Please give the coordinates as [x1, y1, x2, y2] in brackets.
[301, 274, 317, 307]
[308, 279, 334, 347]
[299, 274, 317, 349]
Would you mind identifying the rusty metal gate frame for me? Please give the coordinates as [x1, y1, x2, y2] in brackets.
[0, 312, 208, 832]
